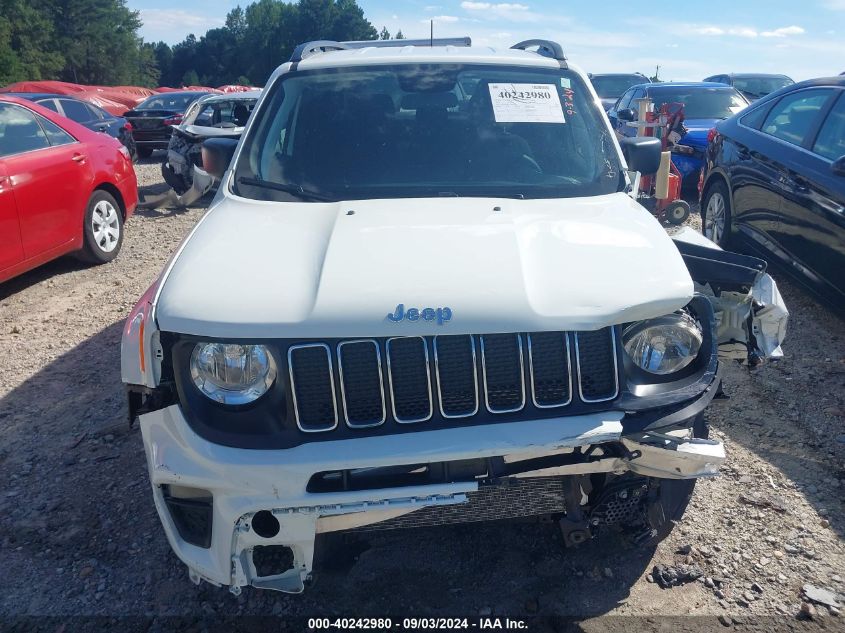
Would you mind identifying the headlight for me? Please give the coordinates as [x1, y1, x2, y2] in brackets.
[190, 343, 276, 405]
[623, 313, 702, 375]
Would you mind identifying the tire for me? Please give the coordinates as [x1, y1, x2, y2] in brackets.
[136, 147, 153, 159]
[79, 190, 124, 264]
[648, 414, 710, 540]
[702, 179, 732, 247]
[665, 200, 691, 225]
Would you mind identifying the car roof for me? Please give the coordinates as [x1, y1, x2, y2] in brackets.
[295, 45, 564, 71]
[725, 73, 792, 79]
[788, 75, 845, 88]
[193, 90, 262, 104]
[3, 92, 68, 100]
[643, 81, 737, 90]
[590, 73, 646, 78]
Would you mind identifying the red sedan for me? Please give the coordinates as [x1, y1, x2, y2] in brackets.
[0, 96, 138, 283]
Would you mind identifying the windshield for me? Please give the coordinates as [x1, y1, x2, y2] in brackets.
[234, 64, 623, 202]
[591, 75, 645, 98]
[650, 88, 747, 119]
[136, 93, 206, 111]
[731, 76, 793, 99]
[184, 98, 257, 127]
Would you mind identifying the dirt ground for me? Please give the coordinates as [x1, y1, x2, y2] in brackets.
[0, 158, 843, 628]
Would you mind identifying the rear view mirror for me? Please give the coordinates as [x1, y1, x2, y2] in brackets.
[832, 155, 845, 177]
[617, 108, 637, 122]
[619, 136, 662, 175]
[202, 138, 239, 180]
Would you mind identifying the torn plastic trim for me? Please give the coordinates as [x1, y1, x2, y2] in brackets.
[672, 228, 788, 363]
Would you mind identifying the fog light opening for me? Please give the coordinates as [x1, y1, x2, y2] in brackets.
[252, 545, 294, 578]
[251, 510, 280, 539]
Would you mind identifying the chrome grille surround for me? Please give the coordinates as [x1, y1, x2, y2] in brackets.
[337, 339, 386, 428]
[385, 336, 433, 424]
[433, 334, 479, 419]
[287, 343, 338, 433]
[574, 328, 620, 403]
[479, 333, 526, 414]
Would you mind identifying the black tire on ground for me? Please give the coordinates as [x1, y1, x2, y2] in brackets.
[136, 147, 153, 159]
[78, 190, 124, 264]
[648, 413, 710, 540]
[701, 179, 733, 248]
[665, 200, 691, 225]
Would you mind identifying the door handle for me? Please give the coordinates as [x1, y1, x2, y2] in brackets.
[71, 153, 87, 163]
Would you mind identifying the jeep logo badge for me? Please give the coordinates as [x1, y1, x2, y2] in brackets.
[387, 303, 452, 325]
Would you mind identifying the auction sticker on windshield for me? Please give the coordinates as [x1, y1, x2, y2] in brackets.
[488, 83, 565, 123]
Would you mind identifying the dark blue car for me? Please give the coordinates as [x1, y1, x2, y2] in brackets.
[700, 76, 845, 309]
[607, 82, 749, 185]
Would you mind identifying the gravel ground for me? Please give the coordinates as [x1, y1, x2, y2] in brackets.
[0, 158, 843, 626]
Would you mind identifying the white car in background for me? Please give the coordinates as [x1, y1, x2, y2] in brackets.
[122, 38, 787, 595]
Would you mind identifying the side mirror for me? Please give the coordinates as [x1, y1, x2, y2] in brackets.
[617, 108, 637, 122]
[620, 136, 662, 175]
[832, 155, 845, 177]
[202, 138, 239, 180]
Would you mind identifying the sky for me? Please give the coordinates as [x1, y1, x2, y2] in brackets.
[129, 0, 845, 81]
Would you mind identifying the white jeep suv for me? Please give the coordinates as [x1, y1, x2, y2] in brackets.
[121, 38, 787, 595]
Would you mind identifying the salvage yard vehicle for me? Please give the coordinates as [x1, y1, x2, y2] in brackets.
[701, 76, 845, 310]
[4, 92, 137, 160]
[608, 82, 749, 185]
[122, 38, 787, 595]
[162, 91, 261, 197]
[588, 72, 650, 111]
[703, 73, 794, 102]
[1, 96, 138, 283]
[123, 90, 211, 159]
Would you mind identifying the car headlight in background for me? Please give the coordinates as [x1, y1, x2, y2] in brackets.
[190, 343, 276, 405]
[623, 313, 703, 375]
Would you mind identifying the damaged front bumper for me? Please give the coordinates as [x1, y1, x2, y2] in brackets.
[139, 391, 725, 595]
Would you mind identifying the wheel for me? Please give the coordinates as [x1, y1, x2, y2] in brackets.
[79, 190, 124, 264]
[162, 161, 190, 195]
[665, 200, 690, 225]
[136, 147, 153, 159]
[702, 180, 732, 247]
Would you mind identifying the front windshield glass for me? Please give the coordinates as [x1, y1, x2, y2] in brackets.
[234, 64, 623, 202]
[136, 93, 205, 111]
[591, 75, 644, 98]
[650, 88, 747, 119]
[731, 76, 793, 99]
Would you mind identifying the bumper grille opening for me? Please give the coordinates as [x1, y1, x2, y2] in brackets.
[528, 331, 571, 407]
[353, 477, 569, 531]
[163, 486, 213, 549]
[338, 340, 385, 427]
[288, 344, 337, 431]
[252, 545, 294, 577]
[386, 337, 432, 422]
[575, 328, 619, 402]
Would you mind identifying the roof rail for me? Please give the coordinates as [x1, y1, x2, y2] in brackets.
[510, 39, 566, 63]
[289, 37, 472, 63]
[290, 40, 349, 63]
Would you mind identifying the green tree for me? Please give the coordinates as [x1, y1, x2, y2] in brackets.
[181, 69, 200, 86]
[0, 0, 64, 84]
[395, 30, 405, 40]
[379, 26, 390, 40]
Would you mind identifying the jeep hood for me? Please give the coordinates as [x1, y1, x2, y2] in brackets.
[154, 193, 694, 338]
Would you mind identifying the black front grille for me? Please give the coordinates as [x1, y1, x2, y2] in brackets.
[285, 328, 619, 433]
[528, 331, 571, 407]
[481, 334, 525, 412]
[434, 335, 477, 417]
[575, 329, 618, 402]
[338, 340, 385, 427]
[288, 344, 337, 431]
[386, 337, 432, 422]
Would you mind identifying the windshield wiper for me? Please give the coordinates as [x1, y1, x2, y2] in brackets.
[237, 176, 335, 201]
